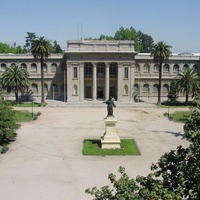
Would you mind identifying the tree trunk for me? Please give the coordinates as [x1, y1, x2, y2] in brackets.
[157, 61, 162, 105]
[186, 94, 189, 105]
[15, 87, 19, 102]
[40, 57, 45, 104]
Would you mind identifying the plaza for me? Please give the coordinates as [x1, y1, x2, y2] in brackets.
[0, 104, 190, 200]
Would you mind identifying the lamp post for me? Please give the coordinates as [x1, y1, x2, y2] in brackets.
[32, 100, 33, 117]
[64, 69, 66, 102]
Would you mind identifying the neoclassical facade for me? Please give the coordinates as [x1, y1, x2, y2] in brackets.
[0, 40, 200, 102]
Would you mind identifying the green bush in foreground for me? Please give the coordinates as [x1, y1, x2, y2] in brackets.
[86, 102, 200, 199]
[83, 139, 140, 156]
[0, 100, 20, 153]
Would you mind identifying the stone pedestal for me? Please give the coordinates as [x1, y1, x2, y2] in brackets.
[101, 116, 121, 149]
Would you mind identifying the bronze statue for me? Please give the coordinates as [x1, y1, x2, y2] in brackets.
[103, 97, 116, 117]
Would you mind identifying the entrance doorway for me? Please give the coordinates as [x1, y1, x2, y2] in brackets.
[97, 87, 103, 99]
[85, 87, 92, 98]
[110, 87, 117, 100]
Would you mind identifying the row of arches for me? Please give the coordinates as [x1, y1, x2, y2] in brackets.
[135, 63, 200, 73]
[134, 83, 169, 93]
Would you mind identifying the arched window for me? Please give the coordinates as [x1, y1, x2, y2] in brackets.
[153, 64, 159, 73]
[124, 85, 128, 95]
[84, 63, 92, 77]
[163, 84, 169, 93]
[173, 64, 179, 73]
[31, 63, 37, 73]
[43, 63, 47, 72]
[0, 63, 7, 72]
[135, 64, 140, 73]
[143, 64, 150, 73]
[21, 63, 27, 71]
[44, 84, 48, 93]
[163, 64, 169, 73]
[134, 84, 139, 92]
[110, 63, 117, 76]
[183, 64, 189, 71]
[153, 84, 158, 93]
[31, 84, 38, 93]
[51, 63, 57, 72]
[143, 84, 149, 93]
[193, 64, 199, 72]
[73, 84, 78, 95]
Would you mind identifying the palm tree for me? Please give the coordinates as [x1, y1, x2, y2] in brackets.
[176, 68, 199, 105]
[1, 65, 29, 102]
[30, 37, 52, 104]
[151, 41, 172, 105]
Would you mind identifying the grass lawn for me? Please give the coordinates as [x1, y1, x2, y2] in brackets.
[83, 139, 140, 156]
[170, 111, 191, 123]
[14, 102, 46, 107]
[14, 110, 36, 122]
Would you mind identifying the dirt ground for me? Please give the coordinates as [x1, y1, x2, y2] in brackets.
[0, 105, 190, 200]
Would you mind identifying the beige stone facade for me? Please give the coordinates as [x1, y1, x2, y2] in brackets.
[0, 40, 200, 102]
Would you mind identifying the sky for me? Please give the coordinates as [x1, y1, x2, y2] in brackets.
[1, 0, 200, 53]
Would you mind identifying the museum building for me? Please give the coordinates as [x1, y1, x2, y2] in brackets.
[0, 40, 200, 102]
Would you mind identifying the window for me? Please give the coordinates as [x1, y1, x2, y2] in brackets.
[0, 63, 6, 72]
[97, 63, 105, 77]
[193, 64, 199, 73]
[143, 64, 150, 73]
[124, 67, 128, 78]
[135, 64, 140, 73]
[31, 63, 37, 72]
[84, 63, 92, 77]
[183, 64, 189, 71]
[163, 64, 169, 73]
[51, 63, 57, 72]
[73, 67, 77, 78]
[173, 64, 179, 73]
[43, 63, 47, 72]
[21, 63, 27, 71]
[31, 84, 38, 93]
[143, 84, 149, 93]
[163, 84, 169, 93]
[110, 63, 117, 76]
[153, 84, 158, 93]
[153, 64, 159, 73]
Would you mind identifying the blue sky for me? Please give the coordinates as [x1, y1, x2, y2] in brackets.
[1, 0, 200, 53]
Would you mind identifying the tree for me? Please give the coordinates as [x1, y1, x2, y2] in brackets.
[1, 65, 29, 102]
[176, 68, 199, 105]
[150, 41, 172, 105]
[30, 36, 52, 104]
[138, 31, 154, 53]
[24, 32, 37, 52]
[0, 100, 20, 153]
[52, 40, 63, 53]
[168, 79, 178, 105]
[86, 100, 200, 199]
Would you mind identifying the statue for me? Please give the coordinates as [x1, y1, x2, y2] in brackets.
[103, 97, 116, 117]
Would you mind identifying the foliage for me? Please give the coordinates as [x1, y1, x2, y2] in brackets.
[150, 41, 172, 105]
[86, 100, 200, 199]
[83, 139, 140, 156]
[0, 64, 29, 102]
[23, 32, 37, 52]
[168, 79, 178, 105]
[0, 100, 20, 151]
[176, 68, 199, 105]
[52, 40, 63, 53]
[85, 26, 154, 53]
[14, 110, 36, 122]
[31, 36, 52, 103]
[0, 42, 24, 54]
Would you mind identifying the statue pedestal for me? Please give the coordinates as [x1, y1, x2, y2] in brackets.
[101, 116, 121, 149]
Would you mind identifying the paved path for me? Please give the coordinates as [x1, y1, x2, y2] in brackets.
[0, 105, 189, 200]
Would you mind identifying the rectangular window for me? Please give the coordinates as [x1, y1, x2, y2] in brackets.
[73, 67, 77, 78]
[124, 67, 128, 78]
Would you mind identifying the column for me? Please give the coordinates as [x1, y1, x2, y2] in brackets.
[117, 63, 123, 101]
[67, 62, 72, 102]
[105, 62, 110, 100]
[92, 63, 97, 100]
[130, 62, 135, 101]
[79, 63, 84, 101]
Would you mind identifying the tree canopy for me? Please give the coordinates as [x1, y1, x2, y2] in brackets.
[0, 65, 29, 102]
